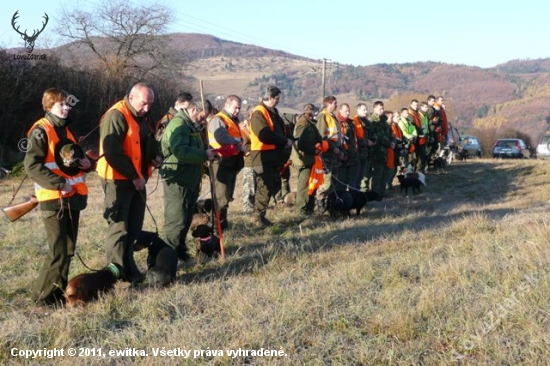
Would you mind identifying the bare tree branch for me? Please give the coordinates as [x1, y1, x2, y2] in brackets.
[56, 0, 176, 78]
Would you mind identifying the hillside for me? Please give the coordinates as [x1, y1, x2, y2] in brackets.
[18, 33, 550, 142]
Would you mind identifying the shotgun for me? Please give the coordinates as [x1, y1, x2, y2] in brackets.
[2, 195, 38, 222]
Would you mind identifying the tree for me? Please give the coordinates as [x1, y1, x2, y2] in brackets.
[56, 0, 178, 79]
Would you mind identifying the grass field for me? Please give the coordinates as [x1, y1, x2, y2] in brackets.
[1, 158, 550, 365]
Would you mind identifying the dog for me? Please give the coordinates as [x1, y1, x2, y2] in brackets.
[404, 171, 426, 186]
[324, 191, 354, 218]
[190, 198, 214, 232]
[134, 231, 177, 287]
[195, 198, 213, 214]
[191, 224, 221, 262]
[65, 263, 121, 307]
[397, 175, 424, 195]
[347, 190, 383, 216]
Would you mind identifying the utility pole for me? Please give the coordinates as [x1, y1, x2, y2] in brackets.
[321, 58, 327, 101]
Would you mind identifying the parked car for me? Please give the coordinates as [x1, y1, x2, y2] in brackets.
[459, 135, 482, 158]
[492, 138, 530, 159]
[536, 134, 550, 159]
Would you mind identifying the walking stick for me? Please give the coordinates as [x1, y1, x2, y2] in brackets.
[199, 79, 226, 260]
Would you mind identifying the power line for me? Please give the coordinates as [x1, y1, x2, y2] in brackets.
[171, 10, 324, 62]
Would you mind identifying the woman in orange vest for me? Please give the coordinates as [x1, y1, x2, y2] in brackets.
[24, 87, 92, 308]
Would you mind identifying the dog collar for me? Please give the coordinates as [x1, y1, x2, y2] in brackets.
[199, 235, 212, 242]
[107, 263, 120, 279]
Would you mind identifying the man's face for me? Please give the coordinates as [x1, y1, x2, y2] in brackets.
[175, 100, 190, 111]
[386, 113, 393, 124]
[268, 95, 280, 108]
[327, 100, 337, 113]
[410, 101, 418, 111]
[401, 110, 409, 118]
[339, 105, 350, 118]
[357, 105, 368, 118]
[428, 99, 435, 106]
[225, 100, 242, 118]
[373, 105, 384, 116]
[187, 106, 199, 122]
[129, 88, 154, 116]
[420, 105, 429, 113]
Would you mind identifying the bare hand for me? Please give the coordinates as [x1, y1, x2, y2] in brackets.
[151, 156, 163, 168]
[133, 177, 146, 191]
[61, 182, 73, 196]
[78, 157, 91, 170]
[206, 149, 221, 161]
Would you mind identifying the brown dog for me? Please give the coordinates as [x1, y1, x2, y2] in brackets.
[65, 263, 121, 307]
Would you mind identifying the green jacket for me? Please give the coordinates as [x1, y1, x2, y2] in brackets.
[337, 115, 358, 166]
[24, 112, 88, 211]
[160, 109, 208, 192]
[398, 116, 418, 141]
[369, 113, 392, 163]
[291, 114, 323, 168]
[249, 103, 288, 167]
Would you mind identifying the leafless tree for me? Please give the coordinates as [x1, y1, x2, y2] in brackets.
[57, 0, 180, 79]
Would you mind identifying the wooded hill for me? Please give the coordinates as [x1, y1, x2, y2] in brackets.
[2, 33, 549, 164]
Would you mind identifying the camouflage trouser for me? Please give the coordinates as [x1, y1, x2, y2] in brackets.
[241, 167, 256, 213]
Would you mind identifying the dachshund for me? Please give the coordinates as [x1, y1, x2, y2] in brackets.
[65, 263, 121, 307]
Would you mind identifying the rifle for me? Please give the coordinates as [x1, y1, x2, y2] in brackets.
[2, 195, 38, 222]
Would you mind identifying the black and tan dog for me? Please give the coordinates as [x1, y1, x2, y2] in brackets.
[134, 231, 177, 287]
[65, 263, 121, 307]
[190, 198, 214, 231]
[191, 224, 221, 263]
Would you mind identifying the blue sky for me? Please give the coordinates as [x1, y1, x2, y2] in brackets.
[1, 0, 549, 68]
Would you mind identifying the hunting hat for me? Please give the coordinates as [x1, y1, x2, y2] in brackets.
[55, 142, 85, 176]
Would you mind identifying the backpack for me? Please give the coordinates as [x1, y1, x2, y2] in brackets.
[154, 112, 175, 142]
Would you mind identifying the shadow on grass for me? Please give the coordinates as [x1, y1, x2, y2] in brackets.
[173, 160, 540, 285]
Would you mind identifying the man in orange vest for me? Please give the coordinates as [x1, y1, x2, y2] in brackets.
[97, 82, 157, 283]
[207, 95, 246, 230]
[317, 96, 345, 194]
[351, 103, 370, 189]
[249, 85, 293, 227]
[24, 87, 92, 307]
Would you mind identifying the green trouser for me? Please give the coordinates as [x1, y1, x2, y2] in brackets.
[296, 165, 314, 216]
[102, 180, 145, 280]
[371, 162, 386, 196]
[253, 164, 280, 215]
[163, 181, 197, 258]
[211, 162, 238, 210]
[384, 165, 398, 190]
[32, 209, 79, 304]
[275, 167, 291, 203]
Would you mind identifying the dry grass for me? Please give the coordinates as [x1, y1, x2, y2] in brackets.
[1, 158, 550, 365]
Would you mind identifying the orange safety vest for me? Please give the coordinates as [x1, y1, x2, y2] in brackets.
[308, 155, 325, 196]
[27, 118, 88, 202]
[320, 110, 340, 143]
[96, 100, 152, 180]
[250, 105, 276, 151]
[386, 122, 403, 170]
[352, 116, 365, 139]
[208, 112, 241, 149]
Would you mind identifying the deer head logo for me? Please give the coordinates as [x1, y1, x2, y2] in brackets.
[11, 11, 49, 54]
